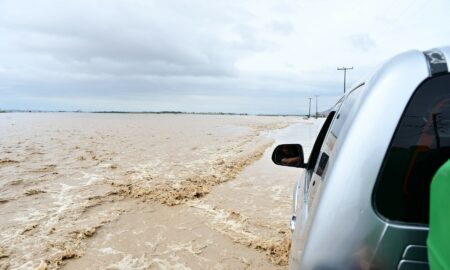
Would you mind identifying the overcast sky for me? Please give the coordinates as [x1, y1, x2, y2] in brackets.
[1, 0, 450, 114]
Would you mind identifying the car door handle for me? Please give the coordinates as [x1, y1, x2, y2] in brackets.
[290, 215, 297, 231]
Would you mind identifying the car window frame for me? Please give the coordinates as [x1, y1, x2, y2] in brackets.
[373, 73, 450, 226]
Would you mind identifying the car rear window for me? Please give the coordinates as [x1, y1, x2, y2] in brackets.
[374, 74, 450, 225]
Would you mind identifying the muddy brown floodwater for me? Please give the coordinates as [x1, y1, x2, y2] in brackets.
[0, 113, 322, 270]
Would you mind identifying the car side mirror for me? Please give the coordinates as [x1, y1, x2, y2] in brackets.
[272, 144, 306, 168]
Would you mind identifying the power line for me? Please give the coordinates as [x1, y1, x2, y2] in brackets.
[337, 66, 353, 93]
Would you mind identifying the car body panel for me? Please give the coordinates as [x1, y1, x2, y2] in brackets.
[289, 49, 442, 269]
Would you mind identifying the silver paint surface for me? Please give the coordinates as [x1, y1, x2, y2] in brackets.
[287, 47, 450, 269]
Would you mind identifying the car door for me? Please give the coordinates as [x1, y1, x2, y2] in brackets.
[289, 106, 340, 266]
[289, 84, 365, 268]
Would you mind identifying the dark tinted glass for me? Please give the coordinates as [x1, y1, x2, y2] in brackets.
[307, 111, 335, 170]
[374, 74, 450, 225]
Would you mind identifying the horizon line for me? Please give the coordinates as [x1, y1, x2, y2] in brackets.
[0, 109, 324, 117]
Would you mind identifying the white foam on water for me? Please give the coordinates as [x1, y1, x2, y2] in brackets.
[187, 201, 253, 240]
[12, 207, 45, 223]
[149, 256, 193, 270]
[99, 163, 113, 168]
[38, 182, 78, 230]
[130, 159, 165, 182]
[106, 254, 152, 270]
[99, 247, 122, 255]
[16, 260, 34, 270]
[269, 185, 284, 201]
[166, 241, 212, 264]
[52, 183, 75, 215]
[81, 172, 101, 186]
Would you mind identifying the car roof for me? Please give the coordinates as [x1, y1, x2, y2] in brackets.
[330, 46, 450, 114]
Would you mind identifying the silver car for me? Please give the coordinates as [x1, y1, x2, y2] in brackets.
[272, 46, 450, 269]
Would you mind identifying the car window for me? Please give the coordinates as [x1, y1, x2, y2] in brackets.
[306, 111, 336, 171]
[313, 84, 363, 177]
[374, 74, 450, 225]
[330, 83, 363, 139]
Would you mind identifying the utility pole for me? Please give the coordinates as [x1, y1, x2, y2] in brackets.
[337, 66, 353, 93]
[308, 97, 312, 118]
[315, 95, 319, 119]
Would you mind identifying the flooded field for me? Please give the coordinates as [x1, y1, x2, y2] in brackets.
[0, 113, 322, 270]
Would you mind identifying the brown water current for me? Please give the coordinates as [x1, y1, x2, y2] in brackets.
[0, 113, 320, 270]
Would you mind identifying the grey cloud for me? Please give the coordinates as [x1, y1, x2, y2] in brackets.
[270, 20, 294, 36]
[348, 34, 377, 52]
[0, 0, 268, 78]
[2, 0, 399, 114]
[0, 66, 343, 114]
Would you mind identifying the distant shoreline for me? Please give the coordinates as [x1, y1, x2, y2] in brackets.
[0, 110, 318, 117]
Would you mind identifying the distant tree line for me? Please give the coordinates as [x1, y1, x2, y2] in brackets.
[0, 109, 330, 117]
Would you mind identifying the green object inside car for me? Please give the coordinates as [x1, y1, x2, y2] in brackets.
[427, 159, 450, 270]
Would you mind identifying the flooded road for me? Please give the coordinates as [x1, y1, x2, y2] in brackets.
[0, 113, 322, 269]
